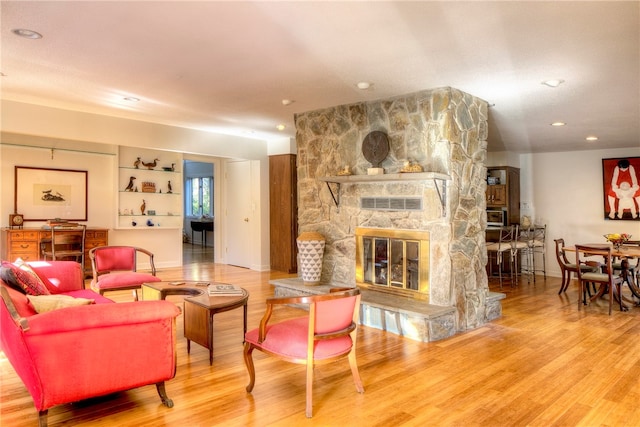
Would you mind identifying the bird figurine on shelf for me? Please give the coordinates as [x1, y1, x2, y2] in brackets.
[140, 199, 146, 215]
[133, 157, 141, 169]
[125, 176, 136, 192]
[142, 158, 159, 170]
[167, 180, 173, 194]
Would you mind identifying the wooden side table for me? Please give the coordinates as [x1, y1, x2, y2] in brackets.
[141, 281, 249, 365]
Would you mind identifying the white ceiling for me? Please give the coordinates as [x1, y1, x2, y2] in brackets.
[1, 1, 638, 153]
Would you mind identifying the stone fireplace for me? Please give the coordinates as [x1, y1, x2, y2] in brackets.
[271, 87, 503, 341]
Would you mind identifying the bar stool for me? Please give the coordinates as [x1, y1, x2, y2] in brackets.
[520, 224, 547, 283]
[486, 225, 526, 288]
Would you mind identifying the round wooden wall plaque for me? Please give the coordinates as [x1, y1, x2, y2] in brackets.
[362, 131, 390, 168]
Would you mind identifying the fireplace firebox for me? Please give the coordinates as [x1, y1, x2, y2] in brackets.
[355, 227, 429, 300]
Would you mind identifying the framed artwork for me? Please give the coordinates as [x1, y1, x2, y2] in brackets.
[602, 156, 640, 221]
[15, 166, 88, 221]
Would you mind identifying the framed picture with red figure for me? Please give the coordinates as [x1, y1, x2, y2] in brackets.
[602, 156, 640, 221]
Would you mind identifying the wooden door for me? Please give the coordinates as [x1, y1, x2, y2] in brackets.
[269, 154, 297, 273]
[225, 161, 252, 268]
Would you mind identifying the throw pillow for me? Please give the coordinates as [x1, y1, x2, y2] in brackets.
[27, 294, 94, 313]
[8, 258, 51, 296]
[0, 263, 26, 294]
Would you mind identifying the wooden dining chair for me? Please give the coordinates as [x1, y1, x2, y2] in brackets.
[575, 244, 625, 315]
[554, 238, 599, 294]
[41, 224, 86, 273]
[243, 288, 364, 418]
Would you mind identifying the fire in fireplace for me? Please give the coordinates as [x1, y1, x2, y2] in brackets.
[355, 227, 430, 300]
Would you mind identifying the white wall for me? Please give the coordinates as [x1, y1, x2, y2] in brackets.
[518, 147, 640, 278]
[0, 144, 115, 229]
[267, 137, 296, 155]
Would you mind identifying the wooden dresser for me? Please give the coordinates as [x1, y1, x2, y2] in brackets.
[1, 227, 109, 274]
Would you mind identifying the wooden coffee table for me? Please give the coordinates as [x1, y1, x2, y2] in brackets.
[141, 281, 249, 365]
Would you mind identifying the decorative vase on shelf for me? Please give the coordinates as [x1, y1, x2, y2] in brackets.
[297, 231, 326, 286]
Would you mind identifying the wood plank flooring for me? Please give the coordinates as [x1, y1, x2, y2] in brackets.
[2, 250, 640, 426]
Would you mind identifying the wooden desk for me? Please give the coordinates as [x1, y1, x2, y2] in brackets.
[1, 227, 108, 274]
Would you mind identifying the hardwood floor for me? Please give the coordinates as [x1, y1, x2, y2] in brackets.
[2, 260, 640, 426]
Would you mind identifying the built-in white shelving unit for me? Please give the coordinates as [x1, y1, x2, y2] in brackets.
[117, 147, 183, 229]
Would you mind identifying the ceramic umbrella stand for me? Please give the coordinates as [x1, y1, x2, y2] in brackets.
[296, 231, 325, 285]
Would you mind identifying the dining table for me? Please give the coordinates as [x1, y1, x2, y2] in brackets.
[564, 242, 640, 309]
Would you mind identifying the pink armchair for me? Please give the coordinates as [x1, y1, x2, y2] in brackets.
[244, 288, 364, 418]
[0, 260, 180, 427]
[90, 245, 161, 301]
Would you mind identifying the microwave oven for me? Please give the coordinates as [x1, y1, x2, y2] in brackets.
[487, 209, 507, 227]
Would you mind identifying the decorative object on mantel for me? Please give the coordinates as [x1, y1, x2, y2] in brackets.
[604, 233, 631, 250]
[400, 160, 423, 173]
[296, 231, 326, 286]
[337, 165, 352, 176]
[142, 158, 159, 170]
[133, 157, 141, 169]
[362, 130, 389, 175]
[141, 181, 156, 193]
[125, 176, 136, 192]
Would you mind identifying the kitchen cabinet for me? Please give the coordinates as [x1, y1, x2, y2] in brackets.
[486, 166, 520, 225]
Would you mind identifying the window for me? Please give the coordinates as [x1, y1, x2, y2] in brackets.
[185, 176, 213, 217]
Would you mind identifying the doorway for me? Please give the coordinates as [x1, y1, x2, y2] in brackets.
[183, 160, 215, 265]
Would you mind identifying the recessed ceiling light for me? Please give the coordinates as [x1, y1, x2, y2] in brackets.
[123, 97, 140, 102]
[12, 28, 43, 39]
[542, 79, 565, 88]
[276, 124, 286, 131]
[356, 82, 372, 90]
[586, 136, 599, 141]
[281, 99, 294, 106]
[551, 121, 566, 126]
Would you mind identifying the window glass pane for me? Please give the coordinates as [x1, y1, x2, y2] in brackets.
[202, 177, 211, 215]
[190, 177, 200, 215]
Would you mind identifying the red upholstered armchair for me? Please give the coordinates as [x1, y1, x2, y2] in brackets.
[243, 288, 364, 418]
[0, 260, 180, 427]
[90, 245, 161, 301]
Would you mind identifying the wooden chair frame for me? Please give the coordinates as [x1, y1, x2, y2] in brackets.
[89, 246, 158, 301]
[41, 224, 86, 271]
[554, 238, 598, 294]
[575, 244, 625, 315]
[243, 288, 364, 417]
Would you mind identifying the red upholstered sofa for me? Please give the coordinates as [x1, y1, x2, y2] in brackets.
[0, 260, 181, 427]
